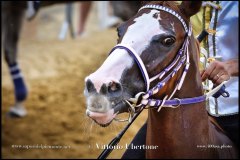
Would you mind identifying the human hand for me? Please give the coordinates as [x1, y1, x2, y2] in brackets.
[200, 60, 231, 85]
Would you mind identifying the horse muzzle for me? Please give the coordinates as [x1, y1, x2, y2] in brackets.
[84, 79, 130, 127]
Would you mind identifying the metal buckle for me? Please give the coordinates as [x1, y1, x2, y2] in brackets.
[172, 98, 181, 108]
[113, 100, 135, 123]
[128, 92, 145, 106]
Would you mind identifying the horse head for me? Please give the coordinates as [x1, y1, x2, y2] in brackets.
[84, 1, 202, 127]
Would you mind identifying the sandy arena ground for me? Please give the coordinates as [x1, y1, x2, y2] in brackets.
[2, 3, 147, 159]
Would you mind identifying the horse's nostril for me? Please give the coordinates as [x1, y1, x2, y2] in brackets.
[109, 81, 117, 91]
[86, 79, 97, 93]
[108, 81, 122, 93]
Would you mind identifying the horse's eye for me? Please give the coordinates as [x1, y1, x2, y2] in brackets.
[162, 37, 175, 46]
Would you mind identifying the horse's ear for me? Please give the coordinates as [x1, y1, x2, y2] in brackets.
[179, 1, 202, 18]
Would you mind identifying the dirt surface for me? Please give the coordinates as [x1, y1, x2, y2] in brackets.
[2, 3, 147, 159]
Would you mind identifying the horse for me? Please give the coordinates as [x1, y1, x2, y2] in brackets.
[84, 1, 238, 158]
[1, 1, 141, 117]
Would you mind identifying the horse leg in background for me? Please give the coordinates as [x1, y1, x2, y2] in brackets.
[77, 1, 92, 37]
[121, 122, 147, 159]
[2, 3, 28, 117]
[58, 3, 75, 40]
[66, 3, 75, 39]
[26, 1, 41, 20]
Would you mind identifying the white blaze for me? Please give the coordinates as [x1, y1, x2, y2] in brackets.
[121, 10, 167, 54]
[86, 10, 169, 92]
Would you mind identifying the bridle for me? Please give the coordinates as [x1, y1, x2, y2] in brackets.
[109, 4, 206, 117]
[98, 4, 228, 159]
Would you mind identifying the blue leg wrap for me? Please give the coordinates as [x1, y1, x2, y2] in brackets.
[9, 63, 28, 102]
